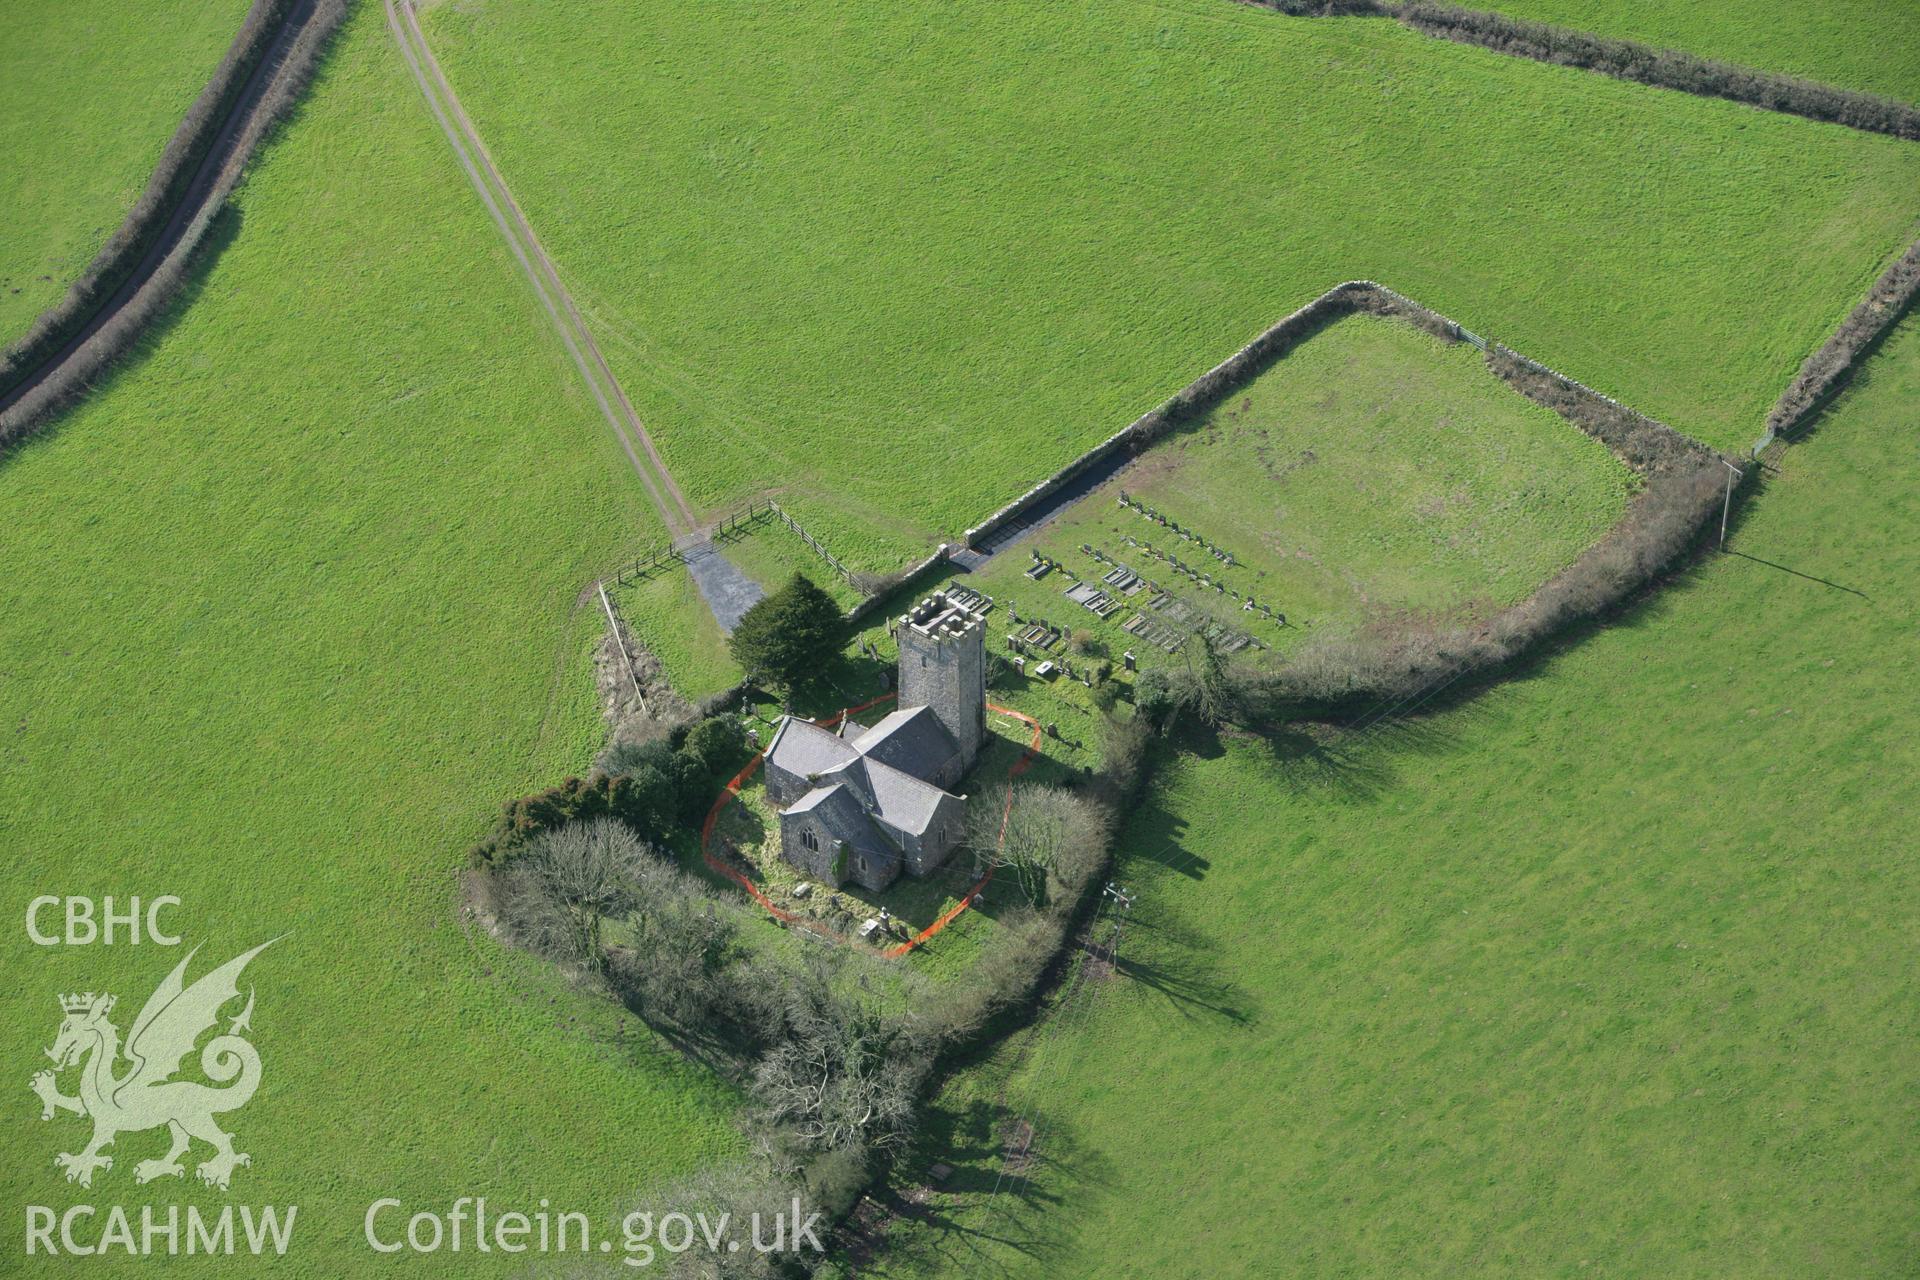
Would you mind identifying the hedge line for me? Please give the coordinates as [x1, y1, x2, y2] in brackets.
[0, 0, 349, 453]
[1393, 3, 1920, 142]
[980, 281, 1730, 719]
[1765, 239, 1920, 442]
[1239, 0, 1920, 141]
[1248, 341, 1727, 713]
[0, 0, 292, 398]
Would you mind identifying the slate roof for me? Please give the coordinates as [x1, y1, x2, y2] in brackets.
[851, 706, 960, 783]
[769, 707, 961, 851]
[784, 782, 897, 859]
[832, 756, 950, 837]
[764, 716, 857, 782]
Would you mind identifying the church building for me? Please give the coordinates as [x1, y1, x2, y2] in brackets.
[761, 592, 987, 892]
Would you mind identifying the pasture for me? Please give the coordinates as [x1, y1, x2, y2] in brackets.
[877, 319, 1920, 1277]
[0, 8, 742, 1275]
[962, 312, 1629, 664]
[422, 0, 1919, 559]
[1471, 0, 1920, 103]
[0, 0, 253, 339]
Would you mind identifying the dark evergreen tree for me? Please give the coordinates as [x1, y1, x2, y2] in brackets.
[727, 573, 844, 697]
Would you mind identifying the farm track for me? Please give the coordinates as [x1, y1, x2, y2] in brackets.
[385, 0, 700, 543]
[0, 0, 324, 420]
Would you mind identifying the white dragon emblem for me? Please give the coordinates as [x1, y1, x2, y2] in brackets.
[30, 939, 278, 1190]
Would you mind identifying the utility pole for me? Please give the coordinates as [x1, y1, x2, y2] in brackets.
[1719, 458, 1743, 550]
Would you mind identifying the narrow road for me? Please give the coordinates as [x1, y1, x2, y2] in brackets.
[385, 0, 702, 543]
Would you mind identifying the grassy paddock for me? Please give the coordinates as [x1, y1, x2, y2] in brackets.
[876, 319, 1920, 1277]
[0, 0, 254, 339]
[423, 0, 1920, 556]
[1465, 0, 1920, 103]
[0, 9, 742, 1275]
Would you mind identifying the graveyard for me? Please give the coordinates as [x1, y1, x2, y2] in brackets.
[3, 0, 1916, 1275]
[958, 311, 1630, 674]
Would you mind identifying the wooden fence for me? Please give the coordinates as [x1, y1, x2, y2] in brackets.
[607, 497, 859, 591]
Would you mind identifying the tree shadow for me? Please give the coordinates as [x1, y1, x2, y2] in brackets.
[1109, 934, 1255, 1027]
[875, 1100, 1112, 1276]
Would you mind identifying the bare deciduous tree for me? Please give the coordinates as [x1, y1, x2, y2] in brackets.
[497, 817, 656, 968]
[750, 966, 925, 1154]
[971, 784, 1108, 907]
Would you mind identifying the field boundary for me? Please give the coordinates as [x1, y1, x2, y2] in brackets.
[1759, 239, 1920, 452]
[0, 0, 294, 399]
[0, 0, 348, 451]
[963, 280, 1669, 552]
[963, 281, 1733, 714]
[1236, 1, 1920, 142]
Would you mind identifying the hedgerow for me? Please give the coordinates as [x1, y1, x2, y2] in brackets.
[0, 0, 351, 452]
[1393, 3, 1920, 141]
[1766, 240, 1920, 441]
[0, 0, 295, 400]
[1236, 0, 1920, 141]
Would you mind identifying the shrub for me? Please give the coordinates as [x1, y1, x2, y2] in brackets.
[605, 874, 741, 1028]
[599, 735, 676, 778]
[749, 958, 929, 1153]
[683, 715, 751, 777]
[492, 818, 658, 967]
[1131, 668, 1187, 727]
[472, 773, 663, 865]
[922, 908, 1068, 1044]
[622, 1159, 836, 1280]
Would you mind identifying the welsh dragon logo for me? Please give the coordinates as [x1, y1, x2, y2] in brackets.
[30, 939, 278, 1190]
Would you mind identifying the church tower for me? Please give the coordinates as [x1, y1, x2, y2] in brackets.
[897, 592, 987, 768]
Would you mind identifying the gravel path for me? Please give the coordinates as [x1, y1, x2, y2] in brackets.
[683, 540, 766, 633]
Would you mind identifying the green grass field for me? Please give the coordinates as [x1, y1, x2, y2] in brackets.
[964, 312, 1629, 660]
[877, 318, 1920, 1277]
[0, 8, 742, 1274]
[422, 0, 1919, 558]
[1471, 0, 1920, 103]
[4, 0, 1916, 1274]
[0, 0, 253, 340]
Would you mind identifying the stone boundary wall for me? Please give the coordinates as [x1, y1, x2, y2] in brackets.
[965, 280, 1368, 550]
